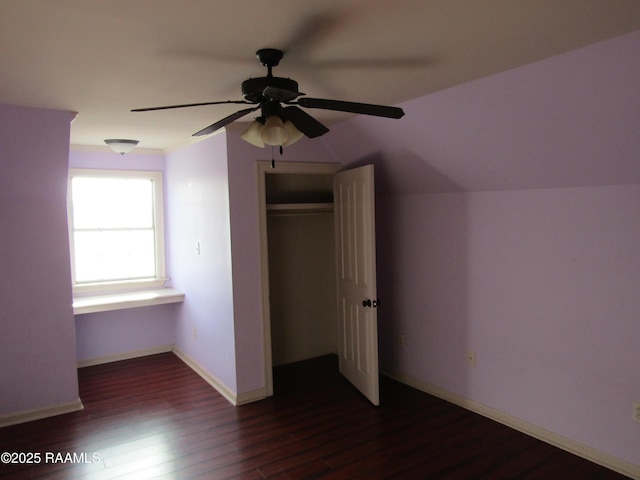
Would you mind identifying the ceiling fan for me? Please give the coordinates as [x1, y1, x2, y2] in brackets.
[132, 48, 405, 148]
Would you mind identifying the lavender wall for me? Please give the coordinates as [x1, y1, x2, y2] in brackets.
[165, 134, 237, 392]
[376, 187, 640, 465]
[69, 147, 166, 171]
[75, 305, 177, 363]
[69, 148, 177, 364]
[326, 31, 640, 467]
[0, 104, 79, 414]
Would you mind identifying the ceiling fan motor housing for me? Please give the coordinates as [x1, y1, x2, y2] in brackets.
[256, 48, 283, 67]
[242, 77, 299, 103]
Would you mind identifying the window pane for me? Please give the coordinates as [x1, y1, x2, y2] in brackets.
[71, 177, 153, 229]
[74, 230, 156, 283]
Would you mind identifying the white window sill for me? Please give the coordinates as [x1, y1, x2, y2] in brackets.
[73, 278, 168, 296]
[73, 288, 185, 315]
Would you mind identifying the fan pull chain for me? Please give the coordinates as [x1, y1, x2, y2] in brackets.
[271, 145, 284, 169]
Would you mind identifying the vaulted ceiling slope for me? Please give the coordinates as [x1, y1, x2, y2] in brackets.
[1, 1, 639, 150]
[326, 30, 640, 194]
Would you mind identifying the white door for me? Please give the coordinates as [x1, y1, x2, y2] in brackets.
[334, 165, 379, 405]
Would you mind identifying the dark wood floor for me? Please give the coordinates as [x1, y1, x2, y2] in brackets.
[0, 353, 629, 479]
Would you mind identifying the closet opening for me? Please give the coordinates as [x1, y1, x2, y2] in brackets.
[257, 161, 341, 396]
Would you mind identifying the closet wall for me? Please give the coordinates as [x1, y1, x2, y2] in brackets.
[265, 172, 338, 366]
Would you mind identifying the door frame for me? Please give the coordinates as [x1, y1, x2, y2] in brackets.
[257, 161, 341, 396]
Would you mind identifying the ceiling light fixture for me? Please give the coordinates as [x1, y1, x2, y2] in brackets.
[104, 139, 139, 155]
[240, 116, 303, 148]
[132, 48, 404, 146]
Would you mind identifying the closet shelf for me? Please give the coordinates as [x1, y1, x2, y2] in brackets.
[267, 202, 334, 215]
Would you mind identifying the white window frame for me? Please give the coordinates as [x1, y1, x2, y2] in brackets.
[67, 168, 167, 295]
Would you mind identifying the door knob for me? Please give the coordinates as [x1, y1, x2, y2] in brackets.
[362, 299, 372, 307]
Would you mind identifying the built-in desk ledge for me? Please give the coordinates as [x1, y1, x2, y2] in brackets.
[73, 288, 185, 315]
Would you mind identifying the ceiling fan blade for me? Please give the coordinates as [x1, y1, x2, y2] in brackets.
[132, 100, 251, 112]
[283, 106, 329, 138]
[297, 97, 404, 119]
[282, 12, 348, 58]
[193, 106, 260, 137]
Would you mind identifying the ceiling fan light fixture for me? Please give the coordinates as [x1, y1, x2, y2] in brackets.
[261, 115, 289, 146]
[133, 48, 404, 144]
[240, 120, 265, 147]
[282, 120, 304, 147]
[104, 139, 139, 155]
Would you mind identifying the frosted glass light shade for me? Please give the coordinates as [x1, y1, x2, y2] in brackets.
[104, 139, 139, 155]
[240, 117, 304, 148]
[282, 121, 303, 147]
[240, 121, 265, 147]
[261, 116, 289, 146]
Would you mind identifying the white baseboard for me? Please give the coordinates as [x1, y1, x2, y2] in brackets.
[236, 387, 267, 406]
[172, 346, 260, 406]
[77, 344, 174, 368]
[0, 399, 84, 428]
[382, 370, 640, 480]
[76, 344, 267, 407]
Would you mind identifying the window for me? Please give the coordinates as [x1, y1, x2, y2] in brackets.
[68, 169, 166, 294]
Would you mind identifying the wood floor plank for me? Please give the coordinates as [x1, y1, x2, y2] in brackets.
[0, 353, 630, 479]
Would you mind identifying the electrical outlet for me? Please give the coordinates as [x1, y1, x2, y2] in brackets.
[466, 351, 476, 368]
[633, 401, 640, 423]
[399, 334, 405, 348]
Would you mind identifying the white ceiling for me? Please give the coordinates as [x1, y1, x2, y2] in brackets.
[2, 0, 640, 150]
